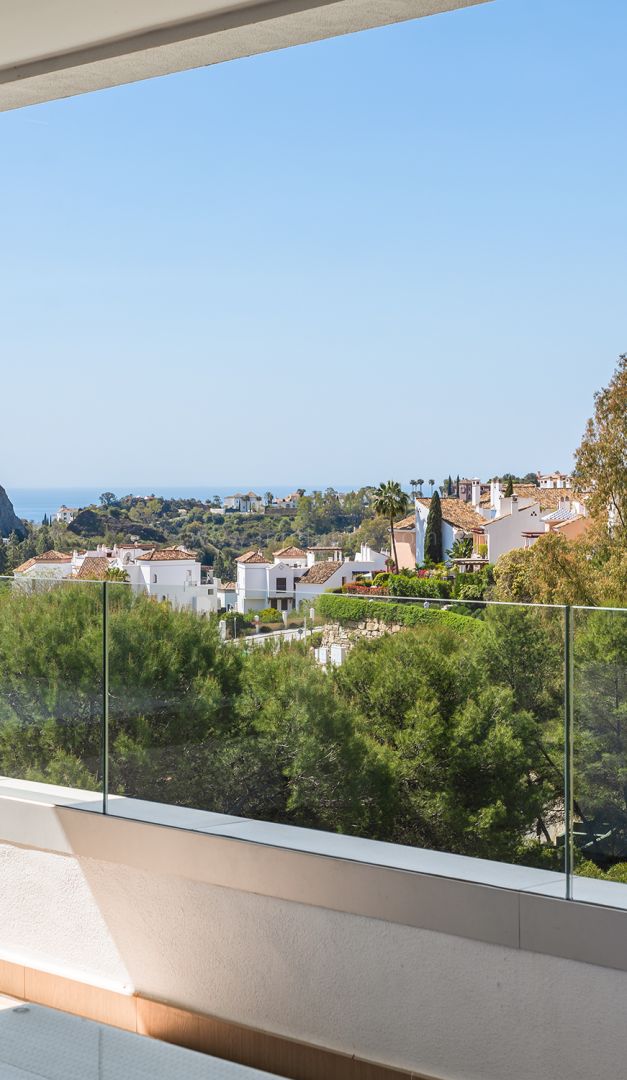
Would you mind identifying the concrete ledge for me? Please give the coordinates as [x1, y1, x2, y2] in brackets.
[2, 780, 627, 971]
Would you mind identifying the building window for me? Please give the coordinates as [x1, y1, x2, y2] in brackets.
[270, 598, 277, 609]
[276, 577, 287, 592]
[281, 598, 288, 611]
[153, 573, 157, 583]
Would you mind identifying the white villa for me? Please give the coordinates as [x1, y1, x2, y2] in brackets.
[14, 544, 220, 614]
[235, 544, 388, 614]
[413, 498, 485, 566]
[470, 480, 589, 563]
[223, 491, 264, 513]
[538, 471, 573, 489]
[394, 476, 590, 571]
[54, 505, 79, 524]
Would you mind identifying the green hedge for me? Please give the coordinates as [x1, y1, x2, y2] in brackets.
[315, 593, 487, 638]
[386, 573, 451, 599]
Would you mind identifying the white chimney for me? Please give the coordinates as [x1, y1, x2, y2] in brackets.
[471, 479, 481, 508]
[490, 479, 503, 514]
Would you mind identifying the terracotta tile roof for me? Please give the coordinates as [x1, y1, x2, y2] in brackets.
[416, 499, 484, 531]
[76, 556, 110, 580]
[14, 550, 72, 573]
[394, 513, 416, 530]
[116, 542, 153, 550]
[236, 550, 271, 564]
[138, 548, 197, 562]
[274, 546, 307, 558]
[298, 561, 342, 585]
[219, 581, 237, 591]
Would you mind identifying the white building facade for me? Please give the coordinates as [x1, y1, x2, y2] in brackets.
[236, 545, 388, 614]
[14, 545, 220, 615]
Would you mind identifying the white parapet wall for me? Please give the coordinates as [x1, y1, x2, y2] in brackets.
[1, 779, 627, 1080]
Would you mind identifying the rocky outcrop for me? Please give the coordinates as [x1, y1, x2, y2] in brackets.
[68, 508, 166, 542]
[0, 485, 26, 538]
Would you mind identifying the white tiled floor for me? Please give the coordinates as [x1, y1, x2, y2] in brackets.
[0, 998, 283, 1080]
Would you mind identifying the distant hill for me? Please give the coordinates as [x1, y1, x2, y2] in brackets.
[0, 485, 26, 538]
[67, 508, 166, 542]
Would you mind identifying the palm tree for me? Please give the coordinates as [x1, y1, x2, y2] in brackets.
[372, 481, 410, 572]
[428, 478, 435, 494]
[416, 478, 424, 496]
[410, 479, 418, 497]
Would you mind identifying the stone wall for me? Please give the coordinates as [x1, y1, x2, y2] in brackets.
[320, 618, 404, 651]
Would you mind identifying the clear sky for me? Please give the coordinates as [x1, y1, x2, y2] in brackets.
[1, 0, 625, 490]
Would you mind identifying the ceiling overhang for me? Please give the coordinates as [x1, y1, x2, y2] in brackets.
[0, 0, 491, 111]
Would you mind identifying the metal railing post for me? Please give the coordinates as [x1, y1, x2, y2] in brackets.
[564, 604, 574, 899]
[102, 580, 109, 814]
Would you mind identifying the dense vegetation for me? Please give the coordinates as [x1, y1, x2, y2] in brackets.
[0, 486, 389, 581]
[0, 582, 624, 875]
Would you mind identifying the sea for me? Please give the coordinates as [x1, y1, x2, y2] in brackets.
[8, 485, 355, 524]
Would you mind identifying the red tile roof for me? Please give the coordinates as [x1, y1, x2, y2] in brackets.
[298, 561, 342, 585]
[14, 550, 72, 573]
[416, 499, 484, 531]
[75, 556, 110, 580]
[236, 550, 271, 564]
[138, 548, 197, 562]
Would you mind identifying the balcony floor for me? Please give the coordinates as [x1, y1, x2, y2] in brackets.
[0, 996, 282, 1079]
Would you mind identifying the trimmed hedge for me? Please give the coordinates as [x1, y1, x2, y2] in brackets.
[386, 573, 451, 599]
[315, 593, 487, 638]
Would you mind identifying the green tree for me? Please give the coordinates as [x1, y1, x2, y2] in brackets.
[573, 609, 627, 860]
[35, 525, 52, 554]
[106, 567, 130, 582]
[234, 647, 393, 834]
[372, 481, 410, 572]
[424, 491, 443, 564]
[504, 477, 514, 497]
[100, 492, 117, 507]
[335, 627, 553, 859]
[574, 353, 627, 538]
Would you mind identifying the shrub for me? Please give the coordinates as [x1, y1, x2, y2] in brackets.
[341, 583, 388, 595]
[386, 573, 451, 599]
[256, 608, 284, 623]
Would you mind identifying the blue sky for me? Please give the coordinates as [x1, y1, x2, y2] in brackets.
[1, 0, 625, 490]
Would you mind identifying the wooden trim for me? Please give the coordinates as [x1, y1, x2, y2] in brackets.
[0, 957, 433, 1080]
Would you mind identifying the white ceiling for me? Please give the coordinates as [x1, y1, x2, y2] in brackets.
[0, 0, 490, 111]
[0, 0, 252, 68]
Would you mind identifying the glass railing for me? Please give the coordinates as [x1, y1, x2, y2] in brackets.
[0, 573, 625, 906]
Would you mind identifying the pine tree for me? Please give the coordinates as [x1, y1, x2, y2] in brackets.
[424, 491, 443, 564]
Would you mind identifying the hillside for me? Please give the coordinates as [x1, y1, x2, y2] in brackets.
[0, 486, 26, 539]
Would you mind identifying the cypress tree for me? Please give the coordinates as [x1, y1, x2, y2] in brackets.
[424, 491, 443, 564]
[504, 477, 514, 497]
[447, 475, 453, 496]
